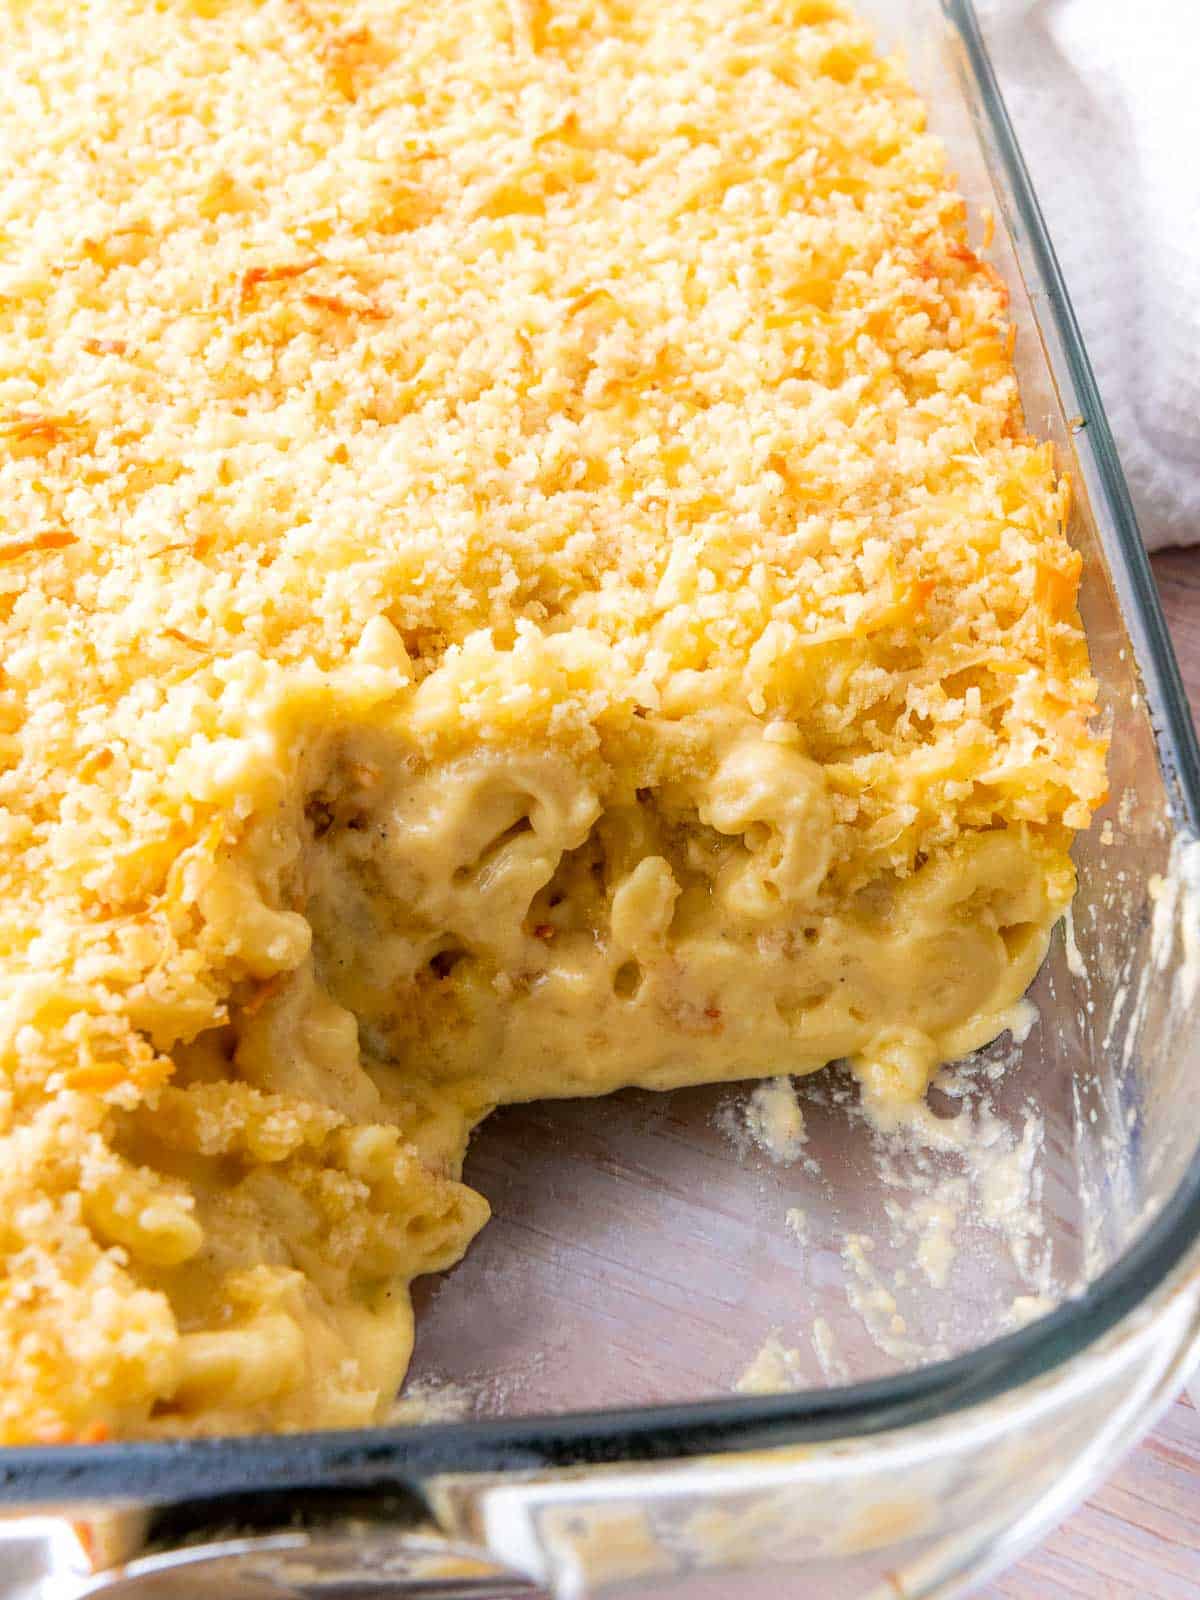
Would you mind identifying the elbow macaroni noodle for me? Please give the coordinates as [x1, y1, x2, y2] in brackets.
[0, 0, 1105, 1440]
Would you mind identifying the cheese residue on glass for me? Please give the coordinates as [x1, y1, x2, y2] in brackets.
[0, 0, 1106, 1441]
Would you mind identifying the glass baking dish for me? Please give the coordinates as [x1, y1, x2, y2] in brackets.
[6, 1, 1200, 1595]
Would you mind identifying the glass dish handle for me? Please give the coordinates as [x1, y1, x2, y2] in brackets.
[9, 1509, 544, 1599]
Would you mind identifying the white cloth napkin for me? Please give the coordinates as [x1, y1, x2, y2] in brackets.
[974, 0, 1200, 549]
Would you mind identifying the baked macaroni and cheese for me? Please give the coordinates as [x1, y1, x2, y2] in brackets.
[0, 0, 1106, 1442]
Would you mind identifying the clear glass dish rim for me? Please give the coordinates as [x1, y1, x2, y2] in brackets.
[5, 0, 1200, 1509]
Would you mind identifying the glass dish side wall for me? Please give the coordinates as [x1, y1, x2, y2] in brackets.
[942, 0, 1200, 1285]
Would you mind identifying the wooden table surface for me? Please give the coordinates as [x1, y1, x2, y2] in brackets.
[991, 548, 1200, 1599]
